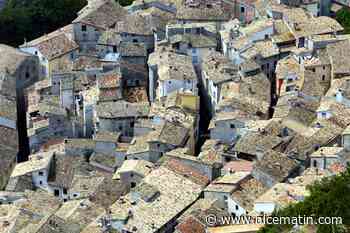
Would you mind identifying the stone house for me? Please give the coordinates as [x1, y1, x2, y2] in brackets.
[72, 0, 127, 52]
[113, 159, 153, 190]
[310, 147, 350, 170]
[252, 149, 300, 188]
[148, 50, 198, 102]
[94, 100, 150, 138]
[20, 25, 78, 79]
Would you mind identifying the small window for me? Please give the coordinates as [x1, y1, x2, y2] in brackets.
[241, 7, 245, 13]
[313, 160, 317, 167]
[130, 173, 134, 178]
[322, 75, 325, 81]
[81, 25, 87, 31]
[312, 68, 316, 72]
[323, 66, 325, 70]
[54, 189, 60, 197]
[38, 171, 44, 176]
[230, 124, 235, 129]
[63, 188, 67, 194]
[25, 72, 30, 79]
[130, 122, 134, 127]
[39, 181, 43, 185]
[113, 46, 117, 53]
[131, 182, 136, 188]
[235, 205, 239, 210]
[73, 193, 78, 198]
[265, 34, 269, 39]
[132, 39, 138, 43]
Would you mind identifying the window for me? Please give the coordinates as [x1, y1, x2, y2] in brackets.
[230, 124, 235, 129]
[131, 182, 136, 188]
[34, 51, 38, 55]
[235, 205, 239, 210]
[54, 189, 60, 197]
[313, 160, 317, 167]
[224, 196, 228, 200]
[321, 112, 327, 118]
[322, 75, 325, 81]
[130, 173, 134, 178]
[132, 39, 138, 43]
[38, 171, 44, 176]
[39, 181, 43, 185]
[241, 7, 245, 13]
[312, 68, 316, 72]
[63, 188, 67, 195]
[81, 25, 87, 31]
[25, 72, 30, 79]
[323, 66, 325, 70]
[265, 34, 269, 39]
[113, 46, 117, 53]
[130, 122, 134, 127]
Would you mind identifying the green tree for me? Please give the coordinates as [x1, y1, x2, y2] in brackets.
[336, 8, 350, 34]
[259, 168, 350, 233]
[0, 0, 87, 46]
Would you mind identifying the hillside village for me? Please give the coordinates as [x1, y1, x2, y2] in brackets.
[0, 0, 350, 232]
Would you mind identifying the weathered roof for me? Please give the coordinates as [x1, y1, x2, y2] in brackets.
[96, 100, 150, 118]
[110, 166, 202, 233]
[159, 121, 189, 146]
[73, 0, 127, 29]
[176, 5, 230, 21]
[20, 25, 78, 60]
[115, 11, 157, 35]
[114, 159, 153, 179]
[326, 39, 350, 76]
[231, 177, 268, 212]
[149, 51, 197, 81]
[290, 16, 343, 38]
[254, 149, 299, 183]
[11, 151, 54, 177]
